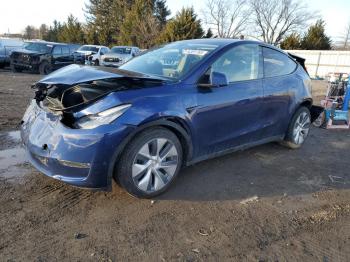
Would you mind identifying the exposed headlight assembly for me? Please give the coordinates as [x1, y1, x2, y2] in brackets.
[75, 104, 131, 129]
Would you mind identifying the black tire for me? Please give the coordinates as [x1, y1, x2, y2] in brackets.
[94, 59, 99, 66]
[281, 106, 311, 149]
[10, 63, 22, 73]
[116, 127, 183, 198]
[0, 63, 5, 69]
[312, 111, 326, 128]
[39, 61, 51, 75]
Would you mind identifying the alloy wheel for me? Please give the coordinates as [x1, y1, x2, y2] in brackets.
[132, 138, 179, 193]
[293, 111, 311, 145]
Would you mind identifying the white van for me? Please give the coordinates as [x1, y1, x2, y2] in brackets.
[0, 38, 24, 68]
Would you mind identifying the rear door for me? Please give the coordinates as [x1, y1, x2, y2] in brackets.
[52, 46, 63, 68]
[61, 46, 72, 66]
[261, 47, 299, 137]
[191, 44, 264, 157]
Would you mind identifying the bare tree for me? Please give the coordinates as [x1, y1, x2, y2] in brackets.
[202, 0, 250, 38]
[249, 0, 315, 45]
[23, 25, 39, 40]
[340, 21, 350, 50]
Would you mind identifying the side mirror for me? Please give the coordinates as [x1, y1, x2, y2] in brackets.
[198, 71, 228, 88]
[210, 71, 228, 87]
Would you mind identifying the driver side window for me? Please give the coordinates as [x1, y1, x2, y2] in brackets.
[212, 44, 261, 83]
[52, 46, 62, 55]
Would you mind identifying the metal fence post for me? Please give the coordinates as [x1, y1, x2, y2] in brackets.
[315, 51, 321, 77]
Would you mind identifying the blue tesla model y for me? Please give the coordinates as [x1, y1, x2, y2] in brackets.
[21, 39, 317, 197]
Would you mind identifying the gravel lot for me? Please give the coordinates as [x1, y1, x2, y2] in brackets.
[1, 69, 350, 261]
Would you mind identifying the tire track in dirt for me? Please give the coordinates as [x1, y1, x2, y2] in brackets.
[249, 200, 350, 261]
[0, 179, 95, 257]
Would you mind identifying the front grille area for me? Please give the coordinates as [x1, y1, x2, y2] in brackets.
[104, 57, 120, 62]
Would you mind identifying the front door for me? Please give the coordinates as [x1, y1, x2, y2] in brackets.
[191, 44, 264, 158]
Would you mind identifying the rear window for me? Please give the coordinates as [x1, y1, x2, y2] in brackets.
[263, 47, 297, 77]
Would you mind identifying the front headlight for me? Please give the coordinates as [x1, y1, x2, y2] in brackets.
[75, 104, 131, 129]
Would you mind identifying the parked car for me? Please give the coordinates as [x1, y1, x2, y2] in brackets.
[101, 46, 140, 67]
[10, 41, 80, 74]
[21, 39, 320, 198]
[74, 45, 110, 66]
[0, 38, 24, 68]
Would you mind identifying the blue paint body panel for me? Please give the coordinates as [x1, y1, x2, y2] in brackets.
[20, 39, 312, 190]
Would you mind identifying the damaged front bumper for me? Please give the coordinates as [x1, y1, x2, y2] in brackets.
[20, 100, 134, 190]
[11, 61, 39, 70]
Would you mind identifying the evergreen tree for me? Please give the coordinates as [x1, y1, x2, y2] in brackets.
[160, 7, 204, 43]
[85, 0, 134, 45]
[119, 0, 162, 48]
[58, 15, 85, 44]
[154, 0, 171, 28]
[280, 33, 301, 50]
[45, 20, 63, 42]
[203, 28, 213, 38]
[301, 19, 331, 50]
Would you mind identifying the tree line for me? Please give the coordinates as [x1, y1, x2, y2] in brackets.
[19, 0, 346, 50]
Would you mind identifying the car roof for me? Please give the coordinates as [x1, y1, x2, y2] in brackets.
[26, 41, 77, 47]
[170, 38, 285, 53]
[81, 45, 107, 48]
[111, 46, 138, 49]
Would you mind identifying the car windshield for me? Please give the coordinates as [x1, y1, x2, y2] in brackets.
[24, 42, 52, 53]
[78, 46, 99, 52]
[111, 47, 132, 54]
[119, 42, 218, 79]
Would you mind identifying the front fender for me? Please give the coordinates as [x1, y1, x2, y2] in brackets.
[106, 117, 194, 190]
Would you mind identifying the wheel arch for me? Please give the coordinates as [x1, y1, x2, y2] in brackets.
[299, 98, 313, 109]
[106, 117, 193, 190]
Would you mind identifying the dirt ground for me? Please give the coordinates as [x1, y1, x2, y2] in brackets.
[1, 69, 350, 261]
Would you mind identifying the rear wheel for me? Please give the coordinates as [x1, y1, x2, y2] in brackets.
[39, 61, 51, 75]
[281, 106, 311, 149]
[312, 111, 326, 128]
[116, 127, 183, 198]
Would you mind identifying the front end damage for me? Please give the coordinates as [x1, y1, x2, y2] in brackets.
[20, 64, 164, 189]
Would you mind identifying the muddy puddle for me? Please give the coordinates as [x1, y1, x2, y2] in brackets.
[0, 130, 29, 181]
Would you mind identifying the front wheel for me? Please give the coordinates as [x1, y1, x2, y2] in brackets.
[281, 106, 311, 149]
[116, 127, 183, 198]
[39, 61, 51, 75]
[10, 63, 22, 72]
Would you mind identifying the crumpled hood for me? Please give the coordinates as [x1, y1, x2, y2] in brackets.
[37, 64, 163, 86]
[12, 49, 45, 56]
[34, 64, 167, 115]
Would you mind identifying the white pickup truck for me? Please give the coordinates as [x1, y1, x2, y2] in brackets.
[0, 38, 24, 68]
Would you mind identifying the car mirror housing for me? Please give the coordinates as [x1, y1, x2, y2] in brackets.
[198, 71, 228, 88]
[210, 71, 228, 87]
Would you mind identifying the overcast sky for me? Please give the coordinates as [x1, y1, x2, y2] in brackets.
[1, 0, 349, 41]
